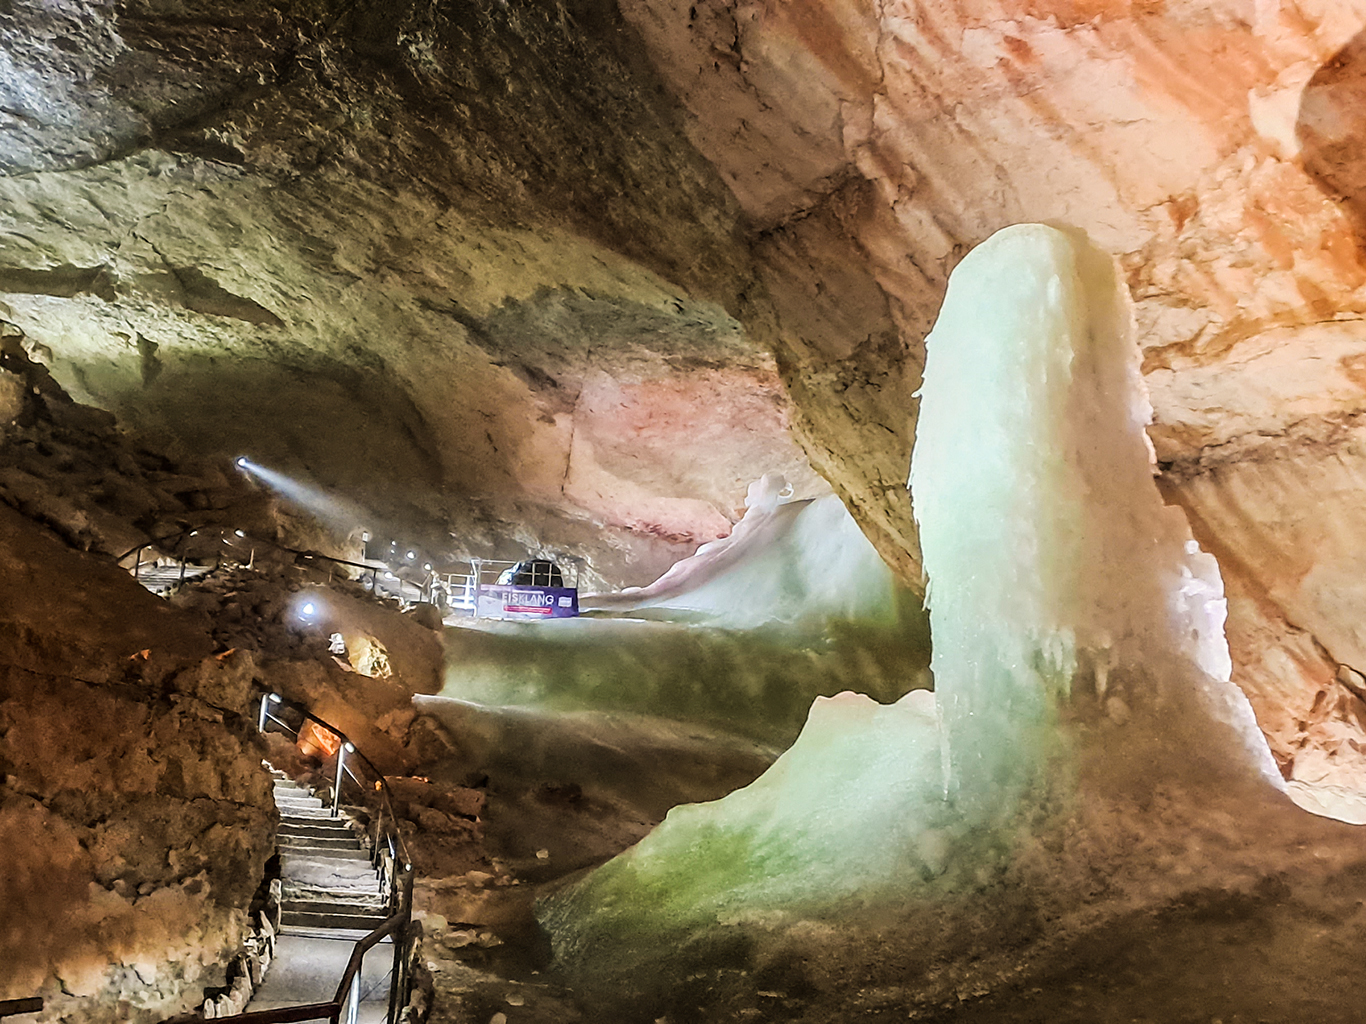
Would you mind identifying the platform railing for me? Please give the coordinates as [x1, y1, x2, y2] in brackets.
[256, 694, 413, 883]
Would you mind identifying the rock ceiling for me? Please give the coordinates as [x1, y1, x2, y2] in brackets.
[5, 0, 1366, 780]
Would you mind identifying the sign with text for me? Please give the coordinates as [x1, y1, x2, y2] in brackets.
[476, 585, 579, 620]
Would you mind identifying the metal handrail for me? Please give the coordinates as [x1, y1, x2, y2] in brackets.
[175, 871, 414, 1024]
[117, 523, 581, 607]
[197, 693, 421, 1024]
[257, 695, 413, 877]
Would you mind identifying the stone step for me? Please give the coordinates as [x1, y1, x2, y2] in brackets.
[280, 856, 382, 887]
[275, 792, 324, 806]
[279, 804, 334, 819]
[281, 847, 376, 867]
[283, 886, 385, 907]
[279, 909, 390, 932]
[277, 804, 328, 817]
[279, 820, 357, 839]
[277, 803, 327, 816]
[279, 832, 364, 849]
[280, 838, 372, 860]
[282, 897, 388, 918]
[277, 924, 394, 942]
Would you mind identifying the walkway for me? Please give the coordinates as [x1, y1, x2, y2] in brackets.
[245, 769, 393, 1022]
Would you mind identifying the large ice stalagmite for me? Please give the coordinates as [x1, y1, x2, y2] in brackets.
[539, 224, 1282, 972]
[913, 224, 1279, 816]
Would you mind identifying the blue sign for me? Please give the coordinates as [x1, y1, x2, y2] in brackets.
[477, 585, 579, 620]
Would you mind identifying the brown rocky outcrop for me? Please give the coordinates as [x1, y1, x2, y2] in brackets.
[0, 504, 274, 1020]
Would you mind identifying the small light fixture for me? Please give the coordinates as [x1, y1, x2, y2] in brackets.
[234, 529, 245, 538]
[235, 456, 248, 468]
[384, 571, 395, 580]
[423, 563, 432, 571]
[406, 550, 415, 560]
[301, 601, 316, 616]
[268, 693, 282, 703]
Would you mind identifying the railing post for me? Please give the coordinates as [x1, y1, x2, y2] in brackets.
[386, 867, 413, 1024]
[346, 970, 360, 1024]
[332, 742, 348, 817]
[387, 925, 404, 1024]
[471, 558, 482, 620]
[258, 692, 281, 734]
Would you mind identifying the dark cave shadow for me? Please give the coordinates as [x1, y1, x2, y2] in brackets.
[1297, 27, 1366, 255]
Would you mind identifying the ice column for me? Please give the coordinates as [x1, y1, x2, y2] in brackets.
[540, 224, 1277, 967]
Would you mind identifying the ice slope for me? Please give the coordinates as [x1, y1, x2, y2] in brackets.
[579, 473, 897, 630]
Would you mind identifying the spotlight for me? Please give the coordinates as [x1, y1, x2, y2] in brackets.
[406, 550, 415, 560]
[384, 571, 395, 580]
[343, 741, 355, 753]
[302, 601, 316, 616]
[268, 693, 282, 704]
[235, 456, 249, 468]
[423, 563, 432, 571]
[234, 529, 245, 538]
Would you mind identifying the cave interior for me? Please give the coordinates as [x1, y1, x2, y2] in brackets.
[6, 1, 1366, 1022]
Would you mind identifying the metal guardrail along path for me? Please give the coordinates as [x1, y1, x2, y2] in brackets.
[168, 695, 418, 1024]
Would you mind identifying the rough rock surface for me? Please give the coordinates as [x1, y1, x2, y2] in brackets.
[0, 361, 471, 1018]
[0, 503, 274, 1021]
[5, 0, 1366, 785]
[0, 0, 827, 588]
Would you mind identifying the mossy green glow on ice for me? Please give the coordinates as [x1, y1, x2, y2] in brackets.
[441, 485, 930, 746]
[539, 224, 1279, 971]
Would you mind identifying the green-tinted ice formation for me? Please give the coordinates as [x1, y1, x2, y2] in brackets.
[539, 224, 1282, 975]
[439, 487, 927, 745]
